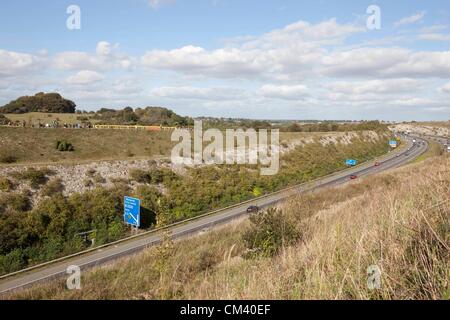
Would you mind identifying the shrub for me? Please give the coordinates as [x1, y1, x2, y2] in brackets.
[56, 140, 74, 152]
[83, 178, 93, 187]
[11, 168, 52, 189]
[0, 155, 18, 164]
[0, 249, 26, 275]
[41, 178, 65, 196]
[243, 208, 301, 258]
[0, 178, 14, 192]
[86, 169, 96, 177]
[130, 169, 150, 183]
[93, 173, 106, 184]
[0, 193, 31, 213]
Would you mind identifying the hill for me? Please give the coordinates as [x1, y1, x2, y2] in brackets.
[6, 154, 448, 299]
[0, 93, 76, 114]
[92, 106, 192, 126]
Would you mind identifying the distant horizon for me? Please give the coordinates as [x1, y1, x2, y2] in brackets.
[1, 90, 448, 123]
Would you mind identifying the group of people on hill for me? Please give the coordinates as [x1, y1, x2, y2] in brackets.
[2, 120, 93, 129]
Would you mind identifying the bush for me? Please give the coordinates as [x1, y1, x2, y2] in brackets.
[56, 140, 74, 152]
[0, 155, 18, 164]
[130, 169, 151, 183]
[0, 193, 31, 213]
[93, 173, 106, 184]
[243, 208, 301, 258]
[12, 168, 52, 189]
[0, 249, 26, 275]
[83, 178, 93, 187]
[0, 178, 14, 192]
[41, 178, 65, 196]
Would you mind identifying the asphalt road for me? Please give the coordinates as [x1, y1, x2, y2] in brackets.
[0, 135, 428, 295]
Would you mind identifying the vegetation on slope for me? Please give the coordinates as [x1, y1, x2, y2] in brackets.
[0, 93, 76, 114]
[92, 107, 193, 126]
[0, 127, 173, 164]
[6, 155, 448, 300]
[0, 132, 390, 274]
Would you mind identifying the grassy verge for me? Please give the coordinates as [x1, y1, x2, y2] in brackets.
[412, 139, 443, 164]
[5, 155, 448, 300]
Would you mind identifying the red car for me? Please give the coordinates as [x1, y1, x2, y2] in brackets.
[374, 162, 380, 167]
[350, 174, 358, 180]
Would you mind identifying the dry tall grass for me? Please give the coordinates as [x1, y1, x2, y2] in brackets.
[5, 155, 449, 300]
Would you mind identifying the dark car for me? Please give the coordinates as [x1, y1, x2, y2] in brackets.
[246, 205, 260, 213]
[374, 162, 380, 167]
[350, 174, 358, 180]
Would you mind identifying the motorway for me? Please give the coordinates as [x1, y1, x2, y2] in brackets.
[0, 135, 428, 295]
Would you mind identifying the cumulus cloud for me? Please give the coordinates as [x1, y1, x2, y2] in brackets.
[54, 41, 131, 71]
[141, 19, 362, 81]
[322, 48, 450, 78]
[66, 70, 104, 85]
[394, 11, 425, 27]
[0, 50, 41, 77]
[150, 86, 245, 101]
[439, 83, 450, 93]
[260, 84, 309, 100]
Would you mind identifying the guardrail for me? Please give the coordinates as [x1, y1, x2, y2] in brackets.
[0, 137, 412, 281]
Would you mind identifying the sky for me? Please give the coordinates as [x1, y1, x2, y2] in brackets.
[1, 0, 450, 121]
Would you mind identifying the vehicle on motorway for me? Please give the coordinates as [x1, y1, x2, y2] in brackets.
[350, 174, 358, 180]
[246, 205, 260, 213]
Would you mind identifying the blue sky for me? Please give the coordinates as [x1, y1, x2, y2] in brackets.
[1, 0, 450, 120]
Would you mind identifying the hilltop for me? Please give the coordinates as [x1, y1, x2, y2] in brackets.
[0, 93, 76, 114]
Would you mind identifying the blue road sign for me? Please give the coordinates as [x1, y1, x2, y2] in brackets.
[389, 140, 398, 148]
[124, 196, 141, 227]
[346, 159, 357, 166]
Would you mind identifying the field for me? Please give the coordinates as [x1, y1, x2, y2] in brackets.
[6, 153, 448, 300]
[4, 112, 99, 126]
[0, 127, 174, 165]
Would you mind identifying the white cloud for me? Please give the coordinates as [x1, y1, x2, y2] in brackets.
[418, 33, 450, 41]
[327, 79, 421, 95]
[0, 50, 40, 76]
[439, 83, 450, 93]
[259, 84, 309, 100]
[150, 86, 245, 101]
[141, 19, 362, 81]
[420, 24, 447, 33]
[66, 70, 104, 85]
[322, 48, 450, 78]
[54, 41, 131, 71]
[394, 11, 426, 27]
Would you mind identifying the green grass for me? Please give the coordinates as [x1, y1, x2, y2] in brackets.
[412, 140, 443, 164]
